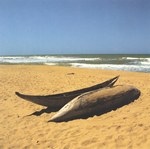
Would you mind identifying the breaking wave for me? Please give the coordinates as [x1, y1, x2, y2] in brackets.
[70, 63, 150, 72]
[0, 56, 100, 64]
[123, 57, 150, 61]
[0, 54, 150, 72]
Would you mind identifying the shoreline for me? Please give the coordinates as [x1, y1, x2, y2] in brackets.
[0, 64, 149, 74]
[0, 65, 150, 148]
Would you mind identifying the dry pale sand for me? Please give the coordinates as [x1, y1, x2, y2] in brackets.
[0, 65, 150, 149]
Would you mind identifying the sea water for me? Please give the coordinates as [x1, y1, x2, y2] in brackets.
[0, 54, 150, 73]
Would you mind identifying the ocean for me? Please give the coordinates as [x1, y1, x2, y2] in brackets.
[0, 54, 150, 73]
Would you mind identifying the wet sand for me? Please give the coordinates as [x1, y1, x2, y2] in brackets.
[0, 65, 150, 149]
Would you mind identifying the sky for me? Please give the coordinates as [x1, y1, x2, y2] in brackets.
[0, 0, 150, 55]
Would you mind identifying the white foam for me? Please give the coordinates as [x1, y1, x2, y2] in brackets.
[123, 57, 150, 61]
[44, 63, 57, 65]
[0, 57, 28, 63]
[122, 57, 139, 60]
[140, 61, 150, 65]
[71, 63, 150, 72]
[145, 58, 150, 62]
[29, 56, 101, 62]
[0, 56, 24, 59]
[0, 56, 100, 63]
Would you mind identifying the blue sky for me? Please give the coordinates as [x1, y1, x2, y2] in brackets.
[0, 0, 150, 55]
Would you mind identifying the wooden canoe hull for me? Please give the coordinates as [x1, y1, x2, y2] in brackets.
[15, 76, 119, 108]
[49, 85, 140, 122]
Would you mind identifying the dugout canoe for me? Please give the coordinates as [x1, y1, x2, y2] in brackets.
[15, 76, 119, 108]
[49, 85, 140, 122]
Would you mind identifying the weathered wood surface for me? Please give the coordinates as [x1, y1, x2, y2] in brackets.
[49, 85, 140, 122]
[15, 76, 119, 108]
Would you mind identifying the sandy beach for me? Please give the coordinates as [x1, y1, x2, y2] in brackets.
[0, 65, 150, 149]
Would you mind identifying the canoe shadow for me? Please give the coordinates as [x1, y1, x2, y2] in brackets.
[28, 107, 60, 116]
